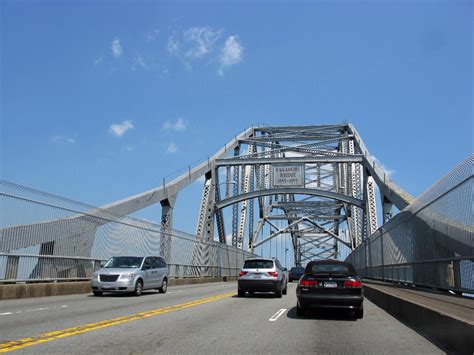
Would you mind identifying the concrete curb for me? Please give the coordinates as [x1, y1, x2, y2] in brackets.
[0, 277, 238, 301]
[364, 284, 474, 354]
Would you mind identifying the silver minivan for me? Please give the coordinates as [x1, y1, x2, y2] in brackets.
[237, 257, 288, 298]
[91, 255, 169, 296]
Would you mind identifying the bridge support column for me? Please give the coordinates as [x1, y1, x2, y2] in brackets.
[161, 195, 177, 263]
[381, 195, 394, 224]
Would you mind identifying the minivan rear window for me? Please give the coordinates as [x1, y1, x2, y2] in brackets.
[243, 260, 274, 269]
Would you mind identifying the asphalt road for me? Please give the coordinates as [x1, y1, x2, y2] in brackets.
[0, 282, 443, 354]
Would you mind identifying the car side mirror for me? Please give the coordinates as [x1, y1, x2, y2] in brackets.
[142, 264, 150, 270]
[100, 261, 106, 267]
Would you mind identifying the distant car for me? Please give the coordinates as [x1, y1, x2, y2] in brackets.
[296, 260, 364, 319]
[91, 256, 169, 297]
[237, 257, 288, 298]
[289, 266, 304, 282]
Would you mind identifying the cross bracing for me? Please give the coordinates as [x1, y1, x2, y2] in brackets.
[0, 124, 416, 268]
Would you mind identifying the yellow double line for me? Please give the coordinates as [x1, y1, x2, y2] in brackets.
[0, 291, 235, 353]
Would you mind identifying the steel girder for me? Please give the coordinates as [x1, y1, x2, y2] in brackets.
[2, 125, 414, 269]
[209, 124, 413, 265]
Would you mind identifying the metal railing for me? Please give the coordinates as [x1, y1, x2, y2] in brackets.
[0, 250, 250, 283]
[0, 181, 256, 283]
[346, 155, 474, 293]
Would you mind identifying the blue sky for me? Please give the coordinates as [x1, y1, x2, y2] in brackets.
[1, 0, 472, 239]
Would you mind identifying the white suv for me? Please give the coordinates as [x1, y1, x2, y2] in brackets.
[237, 258, 288, 298]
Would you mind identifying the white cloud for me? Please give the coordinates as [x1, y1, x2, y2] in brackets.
[145, 29, 160, 42]
[109, 120, 134, 137]
[218, 35, 243, 76]
[111, 38, 123, 58]
[167, 33, 180, 55]
[51, 136, 76, 144]
[94, 56, 103, 65]
[162, 117, 187, 132]
[183, 27, 222, 59]
[166, 142, 178, 153]
[132, 54, 147, 70]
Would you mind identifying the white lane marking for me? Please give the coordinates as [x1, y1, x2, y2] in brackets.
[269, 308, 287, 322]
[2, 304, 68, 316]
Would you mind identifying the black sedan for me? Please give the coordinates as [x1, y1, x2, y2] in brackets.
[296, 260, 364, 319]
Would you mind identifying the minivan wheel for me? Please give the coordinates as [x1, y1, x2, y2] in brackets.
[93, 291, 103, 297]
[134, 279, 143, 297]
[159, 278, 168, 294]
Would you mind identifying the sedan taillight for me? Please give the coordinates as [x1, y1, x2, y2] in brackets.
[299, 279, 317, 287]
[344, 280, 362, 288]
[239, 271, 248, 277]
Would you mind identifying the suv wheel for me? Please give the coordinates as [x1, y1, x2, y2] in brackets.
[238, 289, 245, 297]
[159, 278, 168, 293]
[282, 285, 287, 295]
[134, 279, 143, 297]
[275, 288, 282, 298]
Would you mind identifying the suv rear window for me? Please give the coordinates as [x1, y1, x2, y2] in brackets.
[243, 260, 274, 269]
[290, 267, 304, 273]
[305, 262, 355, 274]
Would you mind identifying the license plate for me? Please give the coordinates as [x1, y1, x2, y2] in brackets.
[324, 282, 337, 288]
[253, 274, 261, 279]
[102, 284, 112, 289]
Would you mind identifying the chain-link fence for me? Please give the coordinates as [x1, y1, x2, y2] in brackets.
[346, 155, 473, 293]
[0, 181, 255, 283]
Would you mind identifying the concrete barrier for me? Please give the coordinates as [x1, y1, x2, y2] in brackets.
[364, 284, 474, 354]
[0, 277, 238, 301]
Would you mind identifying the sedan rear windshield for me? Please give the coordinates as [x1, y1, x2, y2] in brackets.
[306, 263, 354, 274]
[243, 260, 274, 269]
[104, 257, 143, 268]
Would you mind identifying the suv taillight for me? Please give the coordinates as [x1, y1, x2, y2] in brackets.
[239, 271, 248, 277]
[267, 271, 278, 277]
[344, 280, 362, 288]
[299, 279, 317, 287]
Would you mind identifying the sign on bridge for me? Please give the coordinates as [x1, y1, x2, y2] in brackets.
[272, 164, 305, 187]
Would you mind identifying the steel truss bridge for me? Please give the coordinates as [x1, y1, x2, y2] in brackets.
[1, 124, 472, 293]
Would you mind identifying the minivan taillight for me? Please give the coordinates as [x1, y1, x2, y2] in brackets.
[239, 271, 248, 277]
[299, 279, 317, 287]
[344, 280, 362, 288]
[267, 271, 278, 278]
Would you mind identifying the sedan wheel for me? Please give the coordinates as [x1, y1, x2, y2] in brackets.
[296, 304, 305, 317]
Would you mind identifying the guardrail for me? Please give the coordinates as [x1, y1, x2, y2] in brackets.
[346, 155, 474, 294]
[0, 251, 249, 283]
[1, 180, 256, 283]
